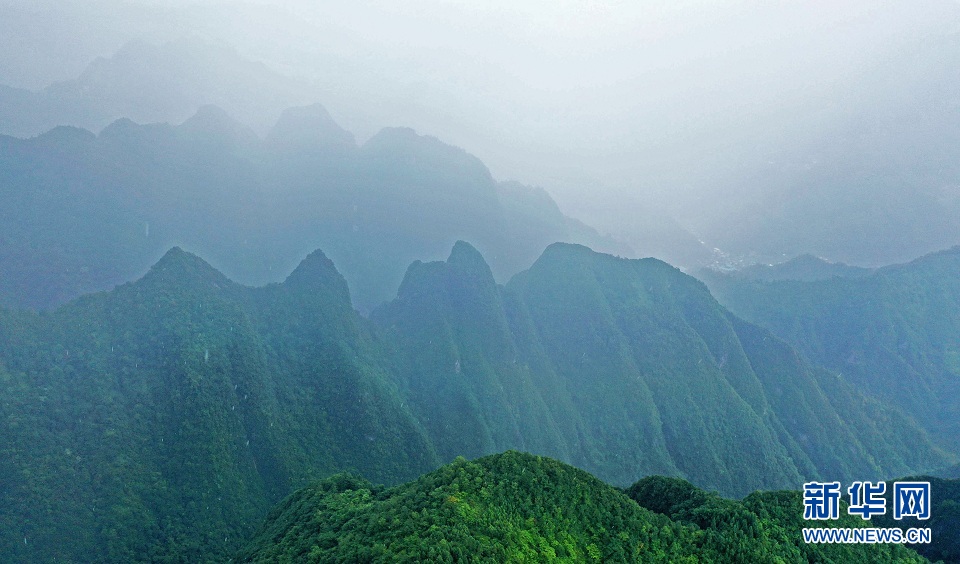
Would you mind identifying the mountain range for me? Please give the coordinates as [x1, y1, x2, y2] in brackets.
[1, 242, 953, 561]
[0, 102, 622, 314]
[11, 34, 960, 273]
[700, 246, 960, 455]
[0, 38, 315, 138]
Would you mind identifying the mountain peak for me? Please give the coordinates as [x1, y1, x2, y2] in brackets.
[532, 242, 665, 272]
[362, 127, 494, 183]
[141, 247, 232, 290]
[364, 127, 462, 156]
[536, 242, 597, 264]
[178, 105, 258, 147]
[392, 242, 498, 305]
[447, 240, 492, 275]
[181, 104, 237, 128]
[366, 126, 417, 142]
[99, 117, 175, 145]
[31, 125, 97, 147]
[152, 246, 216, 271]
[266, 103, 355, 151]
[284, 249, 352, 305]
[99, 117, 138, 136]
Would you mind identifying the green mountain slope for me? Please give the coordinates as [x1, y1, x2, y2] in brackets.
[239, 451, 926, 563]
[372, 241, 570, 465]
[375, 242, 950, 496]
[699, 246, 960, 455]
[0, 248, 438, 562]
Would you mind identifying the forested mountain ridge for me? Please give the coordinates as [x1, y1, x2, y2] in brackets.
[0, 243, 951, 561]
[0, 247, 439, 562]
[239, 451, 929, 563]
[506, 243, 947, 490]
[373, 241, 949, 493]
[372, 241, 573, 467]
[699, 245, 960, 454]
[0, 105, 623, 314]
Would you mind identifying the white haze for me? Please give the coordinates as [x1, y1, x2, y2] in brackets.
[3, 0, 960, 265]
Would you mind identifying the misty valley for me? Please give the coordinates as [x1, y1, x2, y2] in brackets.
[3, 5, 960, 563]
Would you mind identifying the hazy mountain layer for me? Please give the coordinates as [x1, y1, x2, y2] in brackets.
[700, 246, 960, 454]
[238, 451, 927, 563]
[0, 38, 315, 138]
[715, 254, 874, 282]
[0, 105, 622, 313]
[6, 30, 960, 273]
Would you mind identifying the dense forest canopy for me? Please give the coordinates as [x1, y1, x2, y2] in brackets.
[239, 451, 938, 563]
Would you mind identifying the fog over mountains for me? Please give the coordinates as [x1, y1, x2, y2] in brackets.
[0, 37, 315, 139]
[0, 99, 625, 313]
[4, 2, 960, 562]
[4, 1, 960, 268]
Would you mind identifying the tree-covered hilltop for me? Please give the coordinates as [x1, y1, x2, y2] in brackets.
[0, 105, 623, 314]
[238, 451, 927, 563]
[699, 246, 960, 455]
[376, 241, 950, 495]
[0, 247, 439, 563]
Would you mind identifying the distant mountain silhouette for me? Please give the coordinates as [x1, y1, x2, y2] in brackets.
[265, 103, 356, 153]
[704, 253, 873, 282]
[0, 38, 315, 138]
[0, 105, 626, 312]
